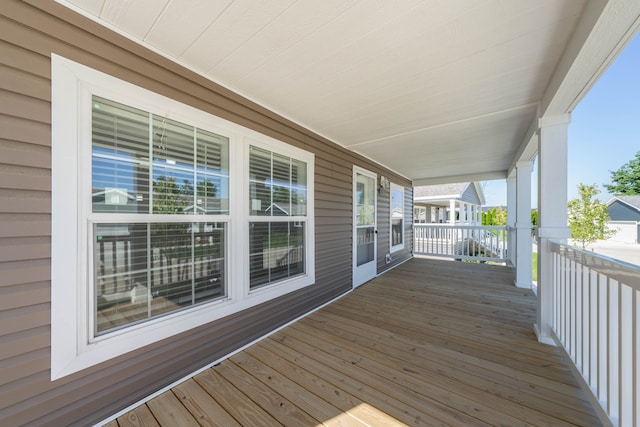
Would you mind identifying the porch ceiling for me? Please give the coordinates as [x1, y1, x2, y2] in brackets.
[60, 0, 640, 184]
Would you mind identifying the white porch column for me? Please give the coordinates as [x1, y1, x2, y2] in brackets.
[506, 175, 516, 267]
[535, 114, 571, 345]
[449, 199, 456, 224]
[515, 161, 533, 288]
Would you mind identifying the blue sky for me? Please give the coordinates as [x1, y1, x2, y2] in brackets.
[483, 32, 640, 207]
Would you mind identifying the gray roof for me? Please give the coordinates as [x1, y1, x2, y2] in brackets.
[413, 182, 469, 198]
[612, 195, 640, 211]
[414, 182, 485, 206]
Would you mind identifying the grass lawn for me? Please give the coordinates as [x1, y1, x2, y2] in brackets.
[532, 252, 538, 282]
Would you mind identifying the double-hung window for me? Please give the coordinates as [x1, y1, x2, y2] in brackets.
[249, 146, 308, 289]
[91, 97, 229, 335]
[51, 55, 314, 379]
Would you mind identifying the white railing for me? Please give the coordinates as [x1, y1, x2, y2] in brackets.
[413, 224, 508, 262]
[550, 241, 639, 427]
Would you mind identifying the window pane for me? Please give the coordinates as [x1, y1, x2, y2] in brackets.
[95, 223, 149, 334]
[152, 117, 194, 214]
[249, 221, 305, 289]
[291, 158, 307, 216]
[195, 129, 229, 215]
[92, 97, 231, 218]
[249, 146, 272, 216]
[94, 222, 226, 335]
[92, 96, 150, 213]
[249, 222, 270, 287]
[391, 219, 403, 246]
[193, 222, 225, 303]
[272, 153, 291, 215]
[391, 186, 404, 247]
[249, 146, 307, 217]
[149, 221, 194, 316]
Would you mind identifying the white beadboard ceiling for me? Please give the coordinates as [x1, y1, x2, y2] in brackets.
[59, 0, 640, 184]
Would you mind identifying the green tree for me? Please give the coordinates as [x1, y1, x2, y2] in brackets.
[482, 207, 506, 226]
[152, 176, 188, 214]
[568, 183, 615, 249]
[604, 151, 640, 195]
[272, 185, 291, 205]
[482, 208, 491, 225]
[494, 207, 507, 226]
[197, 179, 217, 198]
[151, 176, 191, 280]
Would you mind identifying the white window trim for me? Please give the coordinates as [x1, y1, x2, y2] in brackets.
[390, 183, 405, 253]
[51, 55, 314, 380]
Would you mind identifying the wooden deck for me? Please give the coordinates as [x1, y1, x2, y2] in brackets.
[106, 258, 602, 427]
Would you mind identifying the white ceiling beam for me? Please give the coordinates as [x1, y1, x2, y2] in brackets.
[413, 171, 507, 187]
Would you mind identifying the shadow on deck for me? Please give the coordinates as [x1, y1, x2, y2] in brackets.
[107, 258, 601, 426]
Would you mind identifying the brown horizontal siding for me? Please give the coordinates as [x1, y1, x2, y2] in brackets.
[0, 115, 50, 146]
[0, 1, 412, 425]
[315, 180, 353, 198]
[0, 237, 49, 262]
[1, 302, 49, 336]
[0, 139, 51, 169]
[0, 165, 50, 191]
[0, 259, 50, 287]
[315, 222, 352, 235]
[0, 39, 50, 79]
[0, 282, 49, 311]
[0, 63, 50, 101]
[0, 326, 48, 360]
[0, 214, 50, 238]
[316, 236, 352, 252]
[0, 89, 50, 123]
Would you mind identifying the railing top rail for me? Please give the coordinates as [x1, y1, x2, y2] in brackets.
[413, 224, 507, 230]
[549, 239, 640, 289]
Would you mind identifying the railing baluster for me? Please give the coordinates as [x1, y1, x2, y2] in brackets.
[599, 273, 608, 405]
[412, 224, 509, 262]
[620, 284, 633, 426]
[582, 265, 590, 381]
[576, 262, 583, 367]
[590, 269, 598, 394]
[549, 241, 639, 427]
[564, 256, 570, 348]
[634, 290, 639, 427]
[571, 259, 576, 359]
[610, 278, 619, 421]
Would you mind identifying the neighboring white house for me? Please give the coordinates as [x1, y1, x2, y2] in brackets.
[605, 195, 640, 244]
[413, 182, 485, 225]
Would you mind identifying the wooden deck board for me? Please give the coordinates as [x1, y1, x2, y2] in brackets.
[112, 258, 602, 427]
[172, 379, 242, 427]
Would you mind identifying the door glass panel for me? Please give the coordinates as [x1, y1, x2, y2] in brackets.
[356, 227, 375, 266]
[356, 174, 375, 226]
[356, 173, 375, 266]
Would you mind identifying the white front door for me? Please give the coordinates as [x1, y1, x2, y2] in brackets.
[353, 167, 377, 288]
